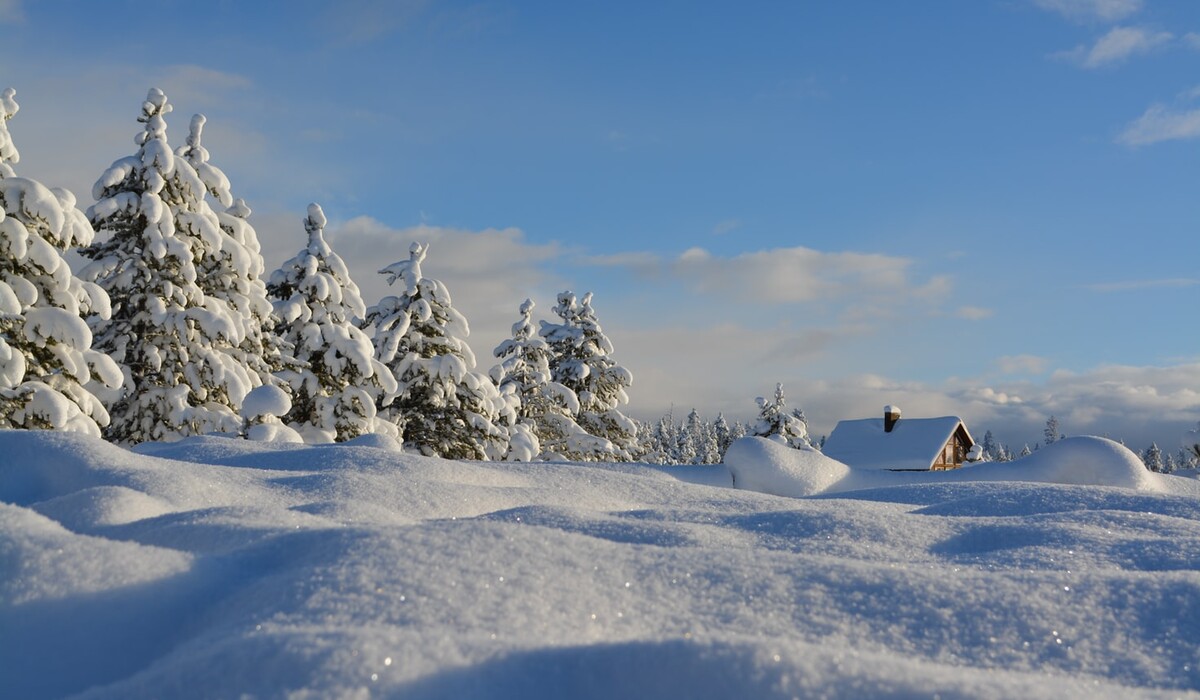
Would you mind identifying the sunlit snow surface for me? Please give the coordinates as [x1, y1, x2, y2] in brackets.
[3, 431, 1200, 699]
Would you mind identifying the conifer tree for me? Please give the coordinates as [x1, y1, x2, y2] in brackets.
[78, 88, 250, 443]
[753, 383, 814, 449]
[0, 87, 122, 435]
[982, 430, 1000, 461]
[364, 241, 508, 459]
[713, 412, 734, 458]
[267, 203, 396, 442]
[540, 291, 637, 460]
[176, 114, 292, 390]
[491, 298, 605, 460]
[1044, 415, 1061, 445]
[1141, 443, 1164, 473]
[676, 409, 700, 465]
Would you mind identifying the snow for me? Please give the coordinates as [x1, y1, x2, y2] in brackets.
[241, 384, 291, 420]
[822, 415, 968, 470]
[728, 435, 1181, 497]
[3, 429, 1200, 698]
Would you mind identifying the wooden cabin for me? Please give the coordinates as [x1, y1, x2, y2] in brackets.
[821, 405, 976, 471]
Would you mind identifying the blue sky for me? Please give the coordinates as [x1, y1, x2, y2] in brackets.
[2, 0, 1198, 451]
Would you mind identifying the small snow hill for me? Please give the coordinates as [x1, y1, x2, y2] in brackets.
[724, 435, 1195, 498]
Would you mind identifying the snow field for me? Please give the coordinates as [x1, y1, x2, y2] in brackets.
[2, 430, 1200, 698]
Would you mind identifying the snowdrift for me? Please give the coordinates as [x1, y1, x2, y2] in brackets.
[725, 435, 1192, 498]
[3, 429, 1200, 698]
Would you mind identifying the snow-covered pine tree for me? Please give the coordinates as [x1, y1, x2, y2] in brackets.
[0, 87, 122, 436]
[539, 291, 637, 460]
[78, 88, 252, 443]
[364, 241, 508, 459]
[267, 203, 396, 442]
[981, 430, 1000, 461]
[676, 409, 700, 465]
[1162, 451, 1178, 476]
[176, 114, 292, 392]
[713, 412, 735, 459]
[1044, 415, 1061, 445]
[491, 298, 607, 461]
[680, 408, 721, 464]
[753, 383, 814, 449]
[638, 420, 667, 463]
[635, 412, 683, 464]
[1141, 443, 1164, 473]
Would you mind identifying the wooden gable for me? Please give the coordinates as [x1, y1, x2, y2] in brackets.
[929, 423, 975, 471]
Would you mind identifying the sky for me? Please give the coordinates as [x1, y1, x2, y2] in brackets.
[1, 0, 1198, 451]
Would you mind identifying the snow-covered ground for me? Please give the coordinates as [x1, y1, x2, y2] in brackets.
[3, 431, 1200, 699]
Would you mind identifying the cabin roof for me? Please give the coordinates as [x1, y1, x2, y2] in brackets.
[821, 416, 970, 471]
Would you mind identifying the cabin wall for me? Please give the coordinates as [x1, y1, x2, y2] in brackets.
[930, 432, 971, 471]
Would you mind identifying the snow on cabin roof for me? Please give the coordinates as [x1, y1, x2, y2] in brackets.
[821, 416, 968, 471]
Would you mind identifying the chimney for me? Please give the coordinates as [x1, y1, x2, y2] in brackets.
[884, 405, 901, 433]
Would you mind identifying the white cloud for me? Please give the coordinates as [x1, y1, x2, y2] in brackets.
[1032, 0, 1142, 23]
[1055, 26, 1173, 68]
[667, 245, 943, 308]
[1117, 104, 1200, 145]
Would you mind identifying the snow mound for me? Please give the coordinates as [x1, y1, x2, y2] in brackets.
[972, 435, 1161, 490]
[241, 384, 290, 419]
[340, 432, 405, 452]
[0, 503, 192, 605]
[245, 423, 305, 444]
[725, 435, 1182, 498]
[31, 485, 175, 529]
[725, 437, 850, 496]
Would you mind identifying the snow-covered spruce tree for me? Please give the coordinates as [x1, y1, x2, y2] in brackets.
[539, 291, 637, 460]
[78, 88, 256, 443]
[753, 383, 814, 449]
[364, 241, 508, 459]
[491, 298, 609, 461]
[981, 430, 1000, 461]
[1141, 443, 1164, 473]
[676, 410, 699, 465]
[1044, 415, 1061, 445]
[637, 415, 675, 465]
[679, 408, 721, 464]
[176, 114, 293, 392]
[0, 87, 122, 435]
[713, 412, 735, 458]
[266, 203, 396, 442]
[1162, 451, 1178, 476]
